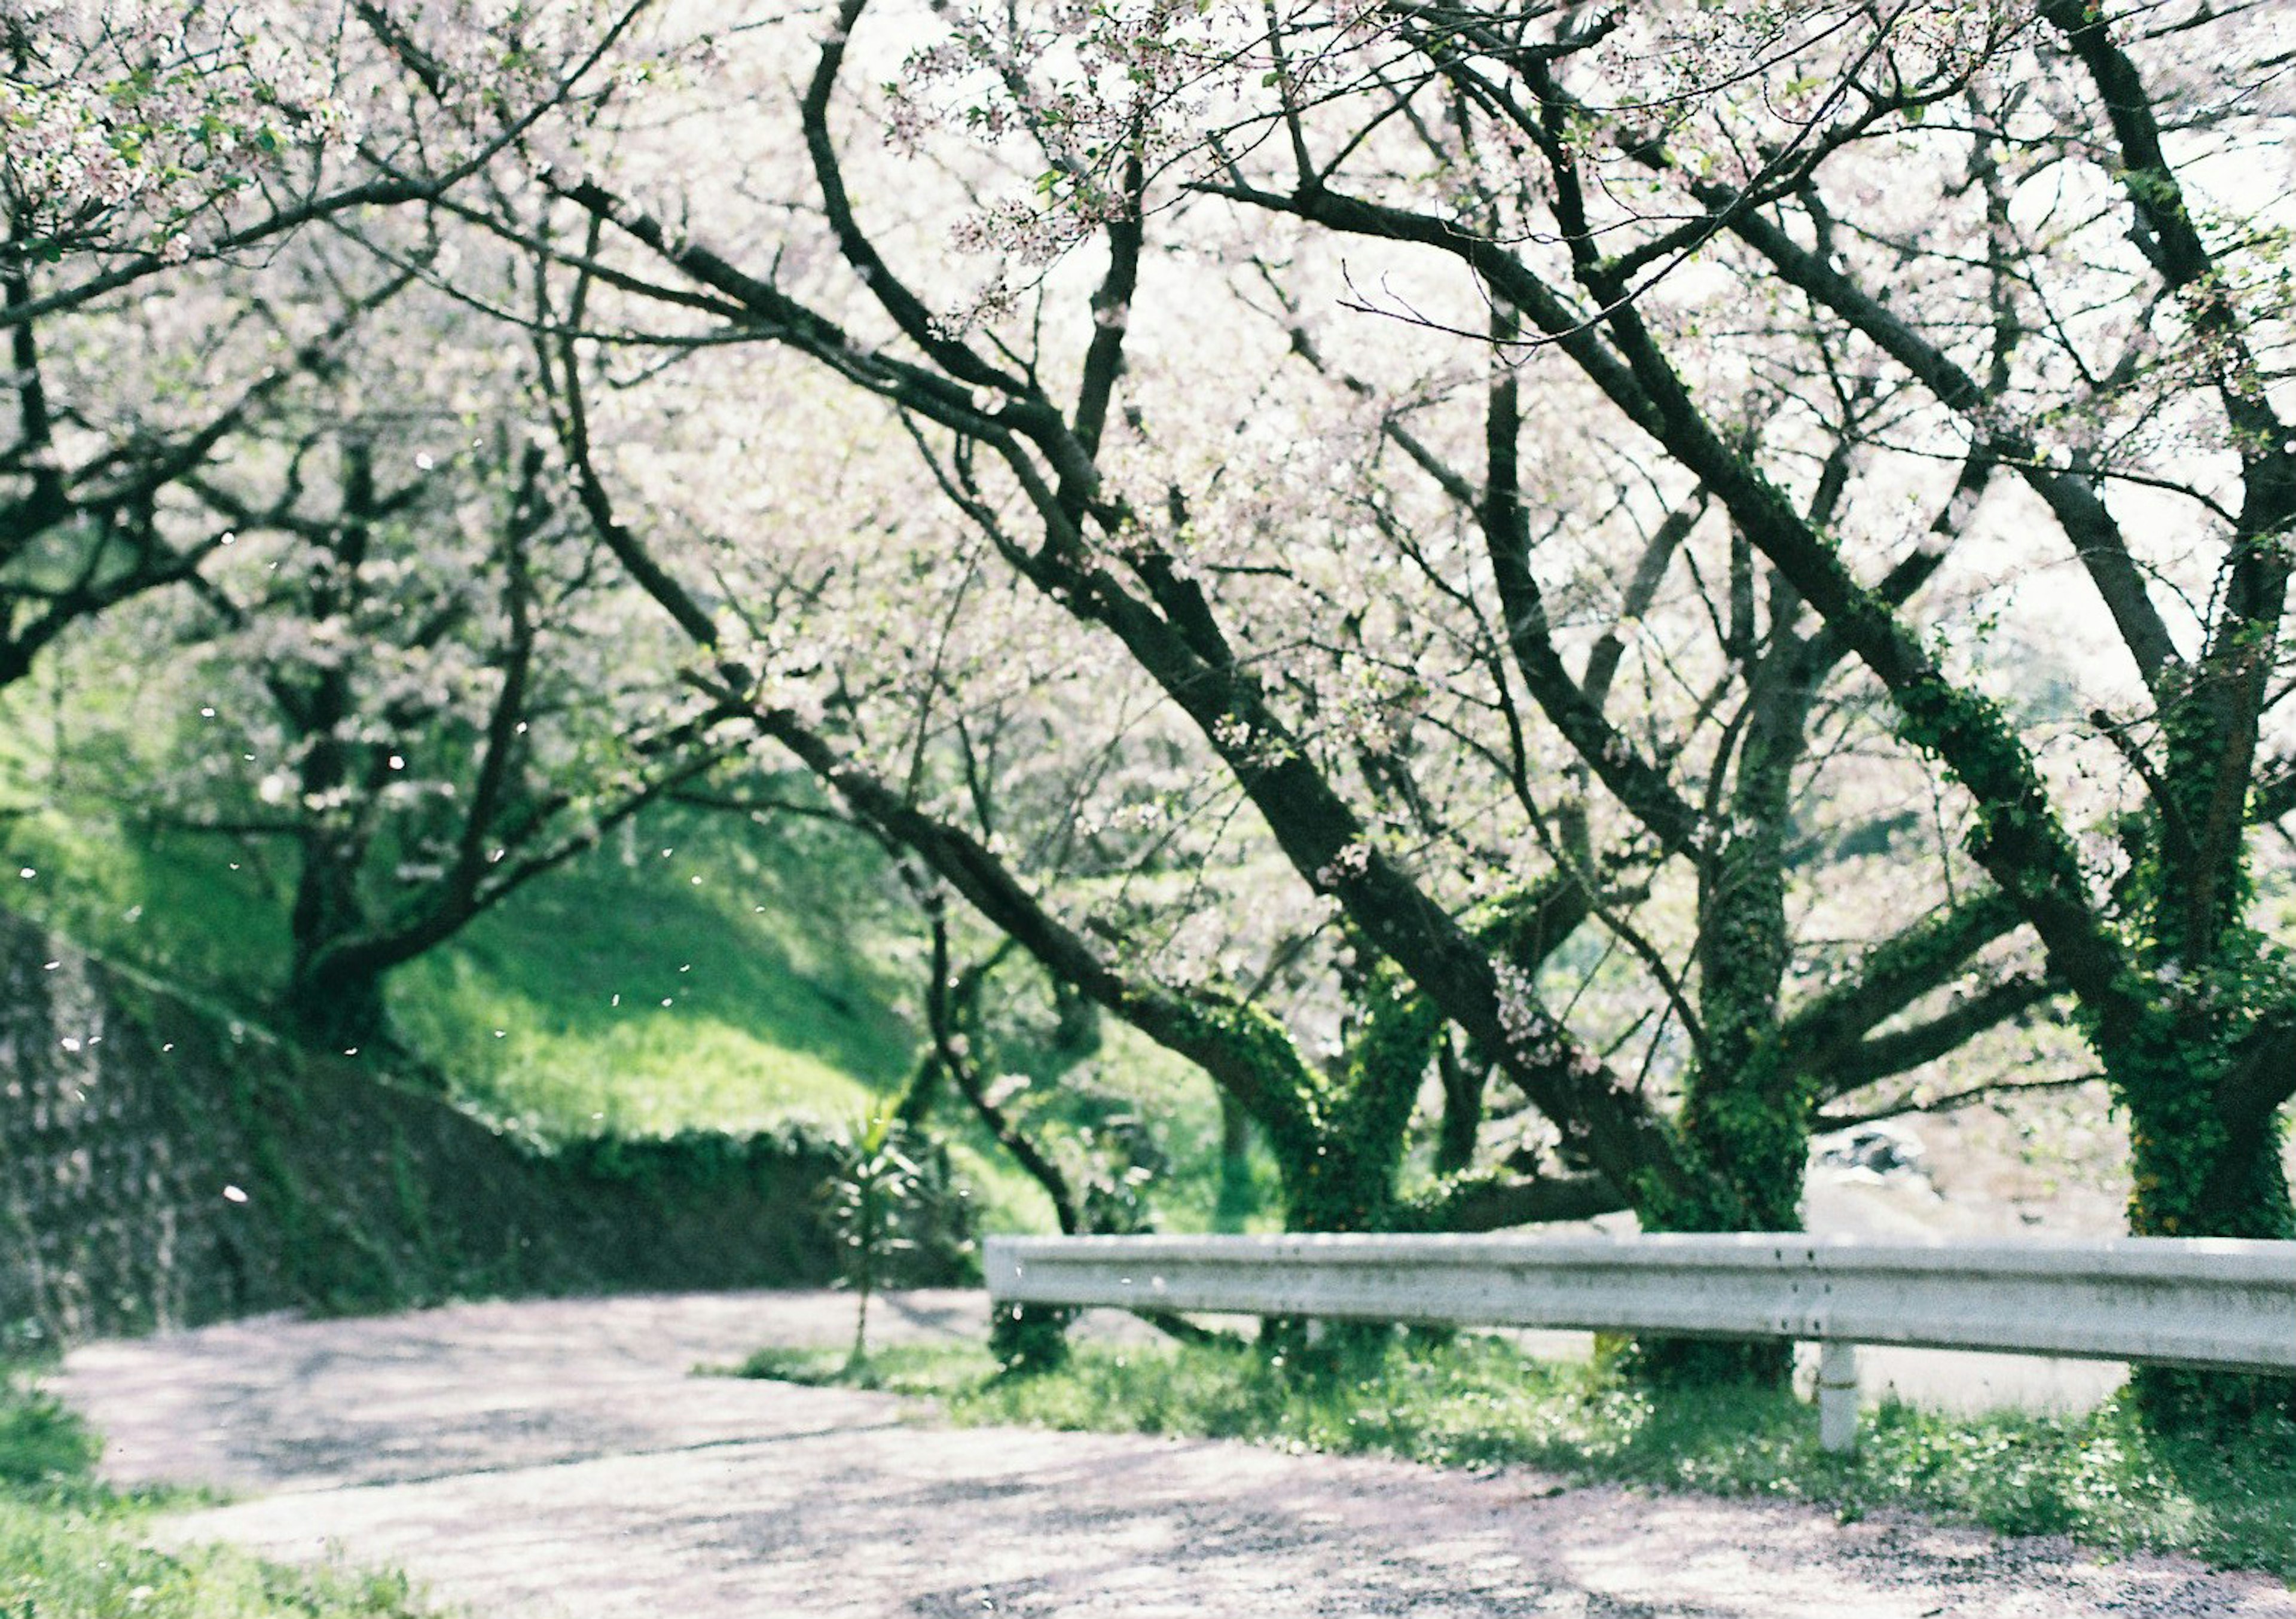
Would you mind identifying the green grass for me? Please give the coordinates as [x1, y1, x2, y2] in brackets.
[0, 814, 292, 1022]
[0, 783, 954, 1142]
[0, 1376, 101, 1498]
[0, 745, 925, 1137]
[730, 1342, 1003, 1395]
[729, 1334, 2296, 1580]
[0, 1370, 445, 1618]
[394, 808, 921, 1138]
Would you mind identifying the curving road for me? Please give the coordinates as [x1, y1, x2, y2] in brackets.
[52, 1290, 2295, 1618]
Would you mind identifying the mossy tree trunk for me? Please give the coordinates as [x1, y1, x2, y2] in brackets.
[2099, 690, 2296, 1423]
[1634, 572, 1815, 1385]
[1213, 1090, 1259, 1232]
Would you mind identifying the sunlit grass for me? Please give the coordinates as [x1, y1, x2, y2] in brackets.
[3, 787, 918, 1131]
[410, 992, 881, 1139]
[729, 1333, 2296, 1578]
[0, 1370, 445, 1619]
[0, 812, 290, 1022]
[390, 810, 921, 1135]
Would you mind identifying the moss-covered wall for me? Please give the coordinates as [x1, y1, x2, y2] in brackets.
[0, 911, 969, 1350]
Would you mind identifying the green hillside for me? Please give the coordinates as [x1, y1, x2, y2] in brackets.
[0, 772, 1261, 1239]
[390, 808, 918, 1138]
[0, 798, 899, 1110]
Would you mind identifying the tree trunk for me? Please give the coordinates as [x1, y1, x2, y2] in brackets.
[284, 818, 393, 1053]
[283, 952, 392, 1053]
[1434, 1036, 1483, 1178]
[1213, 1089, 1257, 1232]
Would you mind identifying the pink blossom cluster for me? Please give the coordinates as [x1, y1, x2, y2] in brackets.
[0, 0, 356, 262]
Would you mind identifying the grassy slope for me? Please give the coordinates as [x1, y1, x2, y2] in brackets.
[0, 783, 914, 1123]
[0, 781, 1250, 1237]
[392, 821, 1252, 1235]
[392, 810, 916, 1138]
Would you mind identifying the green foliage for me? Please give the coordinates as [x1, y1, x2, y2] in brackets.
[825, 1104, 941, 1366]
[555, 1122, 829, 1196]
[0, 1504, 443, 1619]
[0, 1374, 100, 1502]
[987, 1302, 1077, 1376]
[0, 1371, 441, 1618]
[733, 1334, 2296, 1578]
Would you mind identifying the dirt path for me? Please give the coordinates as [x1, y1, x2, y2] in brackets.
[53, 1291, 2295, 1618]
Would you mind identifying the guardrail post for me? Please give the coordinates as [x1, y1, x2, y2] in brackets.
[1816, 1339, 1859, 1455]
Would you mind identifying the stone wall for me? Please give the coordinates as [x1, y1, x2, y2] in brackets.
[0, 911, 969, 1350]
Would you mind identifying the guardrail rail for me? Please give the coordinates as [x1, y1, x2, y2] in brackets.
[984, 1231, 2296, 1451]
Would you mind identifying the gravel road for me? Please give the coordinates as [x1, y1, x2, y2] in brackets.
[52, 1290, 2296, 1618]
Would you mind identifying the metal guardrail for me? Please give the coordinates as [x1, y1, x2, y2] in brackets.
[984, 1232, 2296, 1452]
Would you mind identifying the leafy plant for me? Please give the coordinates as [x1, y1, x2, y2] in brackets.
[0, 1370, 100, 1501]
[824, 1102, 935, 1369]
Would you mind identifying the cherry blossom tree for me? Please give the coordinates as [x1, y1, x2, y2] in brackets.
[1158, 0, 2296, 1253]
[0, 0, 655, 311]
[0, 0, 667, 752]
[407, 0, 2069, 1263]
[1120, 0, 2295, 1409]
[66, 262, 743, 1052]
[0, 228, 411, 705]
